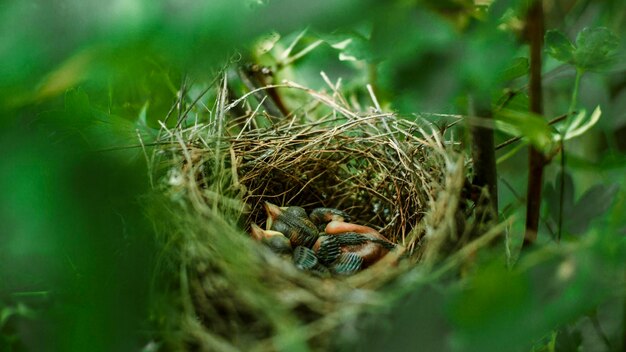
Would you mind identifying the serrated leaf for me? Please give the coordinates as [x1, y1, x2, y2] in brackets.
[573, 27, 619, 70]
[545, 30, 575, 64]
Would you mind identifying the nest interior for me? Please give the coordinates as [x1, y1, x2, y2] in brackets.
[151, 82, 482, 351]
[237, 116, 445, 246]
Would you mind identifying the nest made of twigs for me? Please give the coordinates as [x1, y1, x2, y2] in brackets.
[150, 79, 482, 351]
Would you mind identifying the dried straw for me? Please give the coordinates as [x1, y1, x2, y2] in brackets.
[149, 75, 492, 351]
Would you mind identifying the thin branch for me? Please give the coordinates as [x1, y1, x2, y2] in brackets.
[237, 66, 285, 120]
[470, 95, 498, 219]
[523, 0, 546, 248]
[495, 113, 570, 150]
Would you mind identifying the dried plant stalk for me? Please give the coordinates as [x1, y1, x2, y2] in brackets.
[150, 78, 491, 351]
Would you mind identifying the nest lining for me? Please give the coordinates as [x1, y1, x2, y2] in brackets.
[151, 81, 477, 351]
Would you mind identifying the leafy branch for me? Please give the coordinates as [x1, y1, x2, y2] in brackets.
[544, 26, 618, 241]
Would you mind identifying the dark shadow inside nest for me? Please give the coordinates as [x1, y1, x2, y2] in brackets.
[238, 150, 426, 244]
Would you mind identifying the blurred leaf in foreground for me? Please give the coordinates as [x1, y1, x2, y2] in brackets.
[38, 88, 156, 156]
[495, 109, 553, 154]
[0, 121, 155, 350]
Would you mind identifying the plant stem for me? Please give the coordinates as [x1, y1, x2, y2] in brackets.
[523, 0, 545, 248]
[495, 113, 570, 151]
[623, 271, 626, 352]
[470, 94, 498, 219]
[557, 58, 583, 243]
[569, 68, 583, 114]
[557, 142, 565, 243]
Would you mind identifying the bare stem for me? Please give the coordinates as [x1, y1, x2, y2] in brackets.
[523, 0, 546, 248]
[470, 95, 498, 219]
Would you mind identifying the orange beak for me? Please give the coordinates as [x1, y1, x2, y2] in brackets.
[250, 223, 286, 240]
[250, 223, 266, 240]
[263, 201, 286, 229]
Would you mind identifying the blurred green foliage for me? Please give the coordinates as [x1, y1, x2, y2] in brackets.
[1, 0, 625, 351]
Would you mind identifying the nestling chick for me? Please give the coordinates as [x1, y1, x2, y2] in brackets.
[324, 221, 396, 268]
[264, 202, 320, 248]
[250, 223, 293, 255]
[309, 207, 351, 231]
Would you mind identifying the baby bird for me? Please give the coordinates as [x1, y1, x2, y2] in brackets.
[311, 235, 363, 275]
[324, 221, 396, 268]
[264, 202, 320, 248]
[250, 223, 293, 256]
[251, 223, 331, 276]
[309, 207, 351, 231]
[260, 202, 399, 275]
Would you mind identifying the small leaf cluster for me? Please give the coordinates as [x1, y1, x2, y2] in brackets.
[545, 27, 619, 72]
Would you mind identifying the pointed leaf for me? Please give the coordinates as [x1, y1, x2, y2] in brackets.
[562, 106, 601, 141]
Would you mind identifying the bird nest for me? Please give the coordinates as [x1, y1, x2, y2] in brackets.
[150, 79, 493, 351]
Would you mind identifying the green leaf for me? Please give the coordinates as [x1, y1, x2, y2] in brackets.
[545, 171, 619, 236]
[545, 30, 575, 64]
[545, 27, 619, 71]
[570, 183, 620, 232]
[573, 27, 619, 70]
[65, 88, 93, 119]
[500, 57, 529, 81]
[0, 306, 15, 327]
[318, 31, 377, 62]
[559, 106, 601, 141]
[495, 109, 553, 153]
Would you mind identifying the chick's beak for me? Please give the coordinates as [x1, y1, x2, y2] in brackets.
[263, 202, 283, 222]
[250, 223, 265, 240]
[251, 223, 286, 240]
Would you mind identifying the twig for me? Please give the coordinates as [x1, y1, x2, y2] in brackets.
[136, 129, 154, 189]
[176, 74, 222, 129]
[237, 66, 285, 120]
[432, 219, 511, 279]
[470, 94, 498, 218]
[495, 113, 570, 150]
[557, 141, 566, 243]
[523, 0, 546, 248]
